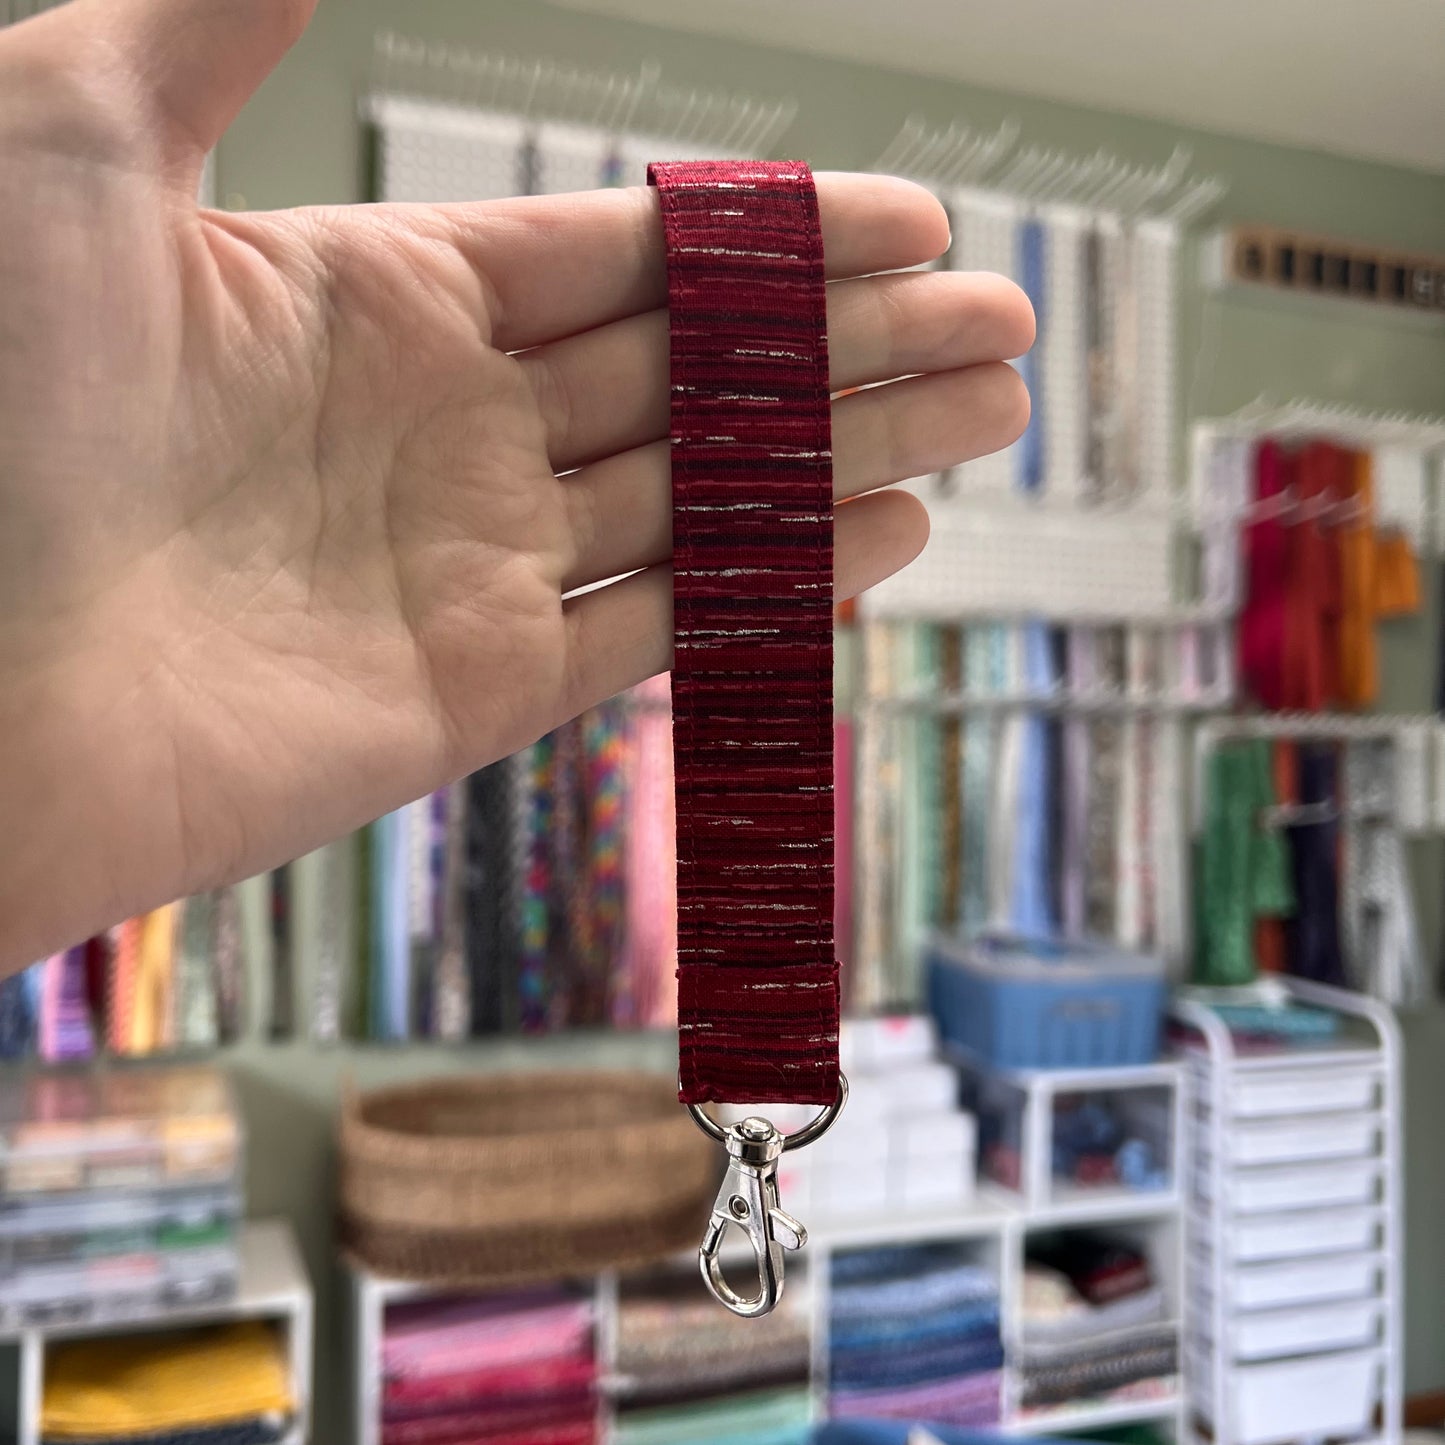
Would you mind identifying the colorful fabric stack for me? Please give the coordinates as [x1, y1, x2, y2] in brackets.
[613, 1273, 811, 1441]
[1018, 1234, 1178, 1414]
[0, 1065, 242, 1330]
[827, 1244, 1003, 1427]
[41, 1320, 291, 1444]
[380, 1288, 598, 1445]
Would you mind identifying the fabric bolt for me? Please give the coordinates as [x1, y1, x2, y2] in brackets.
[834, 715, 856, 972]
[1285, 441, 1347, 709]
[1343, 740, 1423, 1007]
[1239, 440, 1293, 709]
[40, 945, 94, 1063]
[987, 627, 1025, 928]
[1338, 449, 1380, 707]
[1016, 218, 1047, 493]
[430, 786, 470, 1042]
[518, 734, 556, 1033]
[959, 627, 999, 931]
[1084, 675, 1124, 937]
[938, 626, 964, 931]
[211, 890, 244, 1043]
[464, 759, 517, 1035]
[42, 1323, 291, 1440]
[175, 893, 219, 1049]
[854, 623, 900, 1013]
[127, 904, 179, 1057]
[652, 160, 839, 1106]
[550, 718, 585, 1026]
[1009, 621, 1056, 933]
[616, 675, 677, 1027]
[579, 702, 627, 1024]
[0, 961, 41, 1059]
[1285, 743, 1347, 987]
[268, 863, 293, 1040]
[1194, 741, 1294, 986]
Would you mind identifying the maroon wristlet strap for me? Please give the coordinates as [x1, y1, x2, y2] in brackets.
[650, 160, 841, 1113]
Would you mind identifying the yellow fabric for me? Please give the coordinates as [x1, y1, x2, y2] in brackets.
[41, 1321, 291, 1439]
[128, 902, 178, 1056]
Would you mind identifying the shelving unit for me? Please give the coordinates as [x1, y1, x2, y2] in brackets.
[2, 1217, 313, 1445]
[348, 1064, 1188, 1445]
[1173, 979, 1402, 1445]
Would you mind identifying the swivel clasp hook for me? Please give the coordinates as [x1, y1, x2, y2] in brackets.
[699, 1117, 805, 1318]
[686, 1075, 848, 1319]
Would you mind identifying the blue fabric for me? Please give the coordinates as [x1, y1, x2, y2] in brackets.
[1016, 218, 1046, 494]
[812, 1428, 1048, 1445]
[829, 1300, 999, 1351]
[830, 1338, 1006, 1392]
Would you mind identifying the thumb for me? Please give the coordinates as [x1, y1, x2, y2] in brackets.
[99, 0, 317, 162]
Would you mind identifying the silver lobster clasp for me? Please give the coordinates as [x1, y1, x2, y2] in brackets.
[699, 1117, 805, 1318]
[687, 1075, 848, 1319]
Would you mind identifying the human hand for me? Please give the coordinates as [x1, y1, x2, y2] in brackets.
[0, 0, 1032, 970]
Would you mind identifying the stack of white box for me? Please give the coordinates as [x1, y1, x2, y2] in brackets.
[771, 1016, 977, 1223]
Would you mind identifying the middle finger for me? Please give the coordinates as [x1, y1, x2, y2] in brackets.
[519, 267, 1034, 474]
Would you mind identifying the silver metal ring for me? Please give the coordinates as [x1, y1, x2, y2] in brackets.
[685, 1073, 848, 1151]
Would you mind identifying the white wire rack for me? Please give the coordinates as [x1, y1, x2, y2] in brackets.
[368, 32, 796, 157]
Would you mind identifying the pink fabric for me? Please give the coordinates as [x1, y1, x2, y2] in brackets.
[382, 1296, 593, 1379]
[384, 1356, 596, 1418]
[617, 674, 677, 1027]
[831, 1369, 1003, 1424]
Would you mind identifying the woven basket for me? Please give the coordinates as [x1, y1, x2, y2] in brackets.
[338, 1071, 717, 1286]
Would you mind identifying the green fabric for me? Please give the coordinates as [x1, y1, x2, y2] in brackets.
[613, 1388, 812, 1445]
[1194, 740, 1294, 985]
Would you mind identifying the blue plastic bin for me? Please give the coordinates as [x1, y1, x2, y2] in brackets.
[926, 932, 1166, 1070]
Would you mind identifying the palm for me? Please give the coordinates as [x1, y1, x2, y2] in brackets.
[0, 0, 1032, 970]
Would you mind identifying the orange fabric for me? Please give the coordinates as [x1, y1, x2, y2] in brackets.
[1337, 450, 1379, 708]
[1374, 530, 1420, 616]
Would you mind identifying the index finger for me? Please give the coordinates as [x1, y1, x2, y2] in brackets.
[433, 172, 951, 353]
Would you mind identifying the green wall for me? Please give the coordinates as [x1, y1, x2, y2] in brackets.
[216, 3, 1445, 1435]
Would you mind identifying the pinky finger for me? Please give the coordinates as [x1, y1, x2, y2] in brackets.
[560, 488, 929, 717]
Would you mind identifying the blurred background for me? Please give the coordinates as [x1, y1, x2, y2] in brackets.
[2, 3, 1444, 1445]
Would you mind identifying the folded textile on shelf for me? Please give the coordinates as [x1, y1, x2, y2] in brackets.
[383, 1355, 596, 1420]
[42, 1422, 285, 1445]
[828, 1243, 1003, 1428]
[828, 1369, 1004, 1426]
[612, 1387, 812, 1445]
[381, 1291, 594, 1378]
[1018, 1323, 1179, 1409]
[41, 1322, 291, 1441]
[380, 1287, 599, 1445]
[1021, 1262, 1166, 1345]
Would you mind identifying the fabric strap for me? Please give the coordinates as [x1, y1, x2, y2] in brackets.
[651, 159, 840, 1107]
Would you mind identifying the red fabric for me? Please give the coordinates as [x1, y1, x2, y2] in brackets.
[650, 160, 840, 1107]
[384, 1357, 595, 1418]
[1239, 440, 1292, 708]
